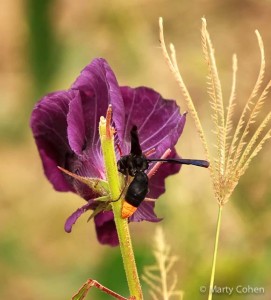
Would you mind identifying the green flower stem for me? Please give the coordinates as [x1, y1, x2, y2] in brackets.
[208, 205, 223, 300]
[99, 116, 143, 300]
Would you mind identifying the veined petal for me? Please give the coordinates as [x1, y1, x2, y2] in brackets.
[71, 58, 125, 142]
[129, 201, 162, 223]
[30, 90, 78, 192]
[67, 93, 104, 178]
[67, 94, 86, 155]
[65, 201, 94, 233]
[120, 86, 186, 156]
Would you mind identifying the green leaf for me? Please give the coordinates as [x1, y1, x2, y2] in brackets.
[72, 281, 92, 300]
[58, 166, 109, 195]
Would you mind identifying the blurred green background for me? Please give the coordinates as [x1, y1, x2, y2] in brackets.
[1, 0, 271, 299]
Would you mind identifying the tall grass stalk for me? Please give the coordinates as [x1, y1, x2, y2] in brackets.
[208, 205, 222, 300]
[159, 17, 271, 300]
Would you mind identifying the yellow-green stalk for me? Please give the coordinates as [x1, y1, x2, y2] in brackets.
[99, 107, 143, 300]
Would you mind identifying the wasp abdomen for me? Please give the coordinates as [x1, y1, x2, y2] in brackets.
[121, 172, 149, 218]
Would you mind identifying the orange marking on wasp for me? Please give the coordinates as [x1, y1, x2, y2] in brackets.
[121, 201, 137, 219]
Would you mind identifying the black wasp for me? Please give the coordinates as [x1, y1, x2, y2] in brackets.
[117, 126, 209, 218]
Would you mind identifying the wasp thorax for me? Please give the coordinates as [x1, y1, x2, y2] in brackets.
[118, 154, 149, 176]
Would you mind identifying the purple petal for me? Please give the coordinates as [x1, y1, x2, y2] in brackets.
[67, 58, 129, 178]
[72, 58, 125, 142]
[30, 90, 77, 192]
[66, 93, 104, 179]
[120, 86, 186, 156]
[67, 95, 86, 155]
[129, 201, 162, 223]
[94, 211, 119, 246]
[65, 201, 93, 233]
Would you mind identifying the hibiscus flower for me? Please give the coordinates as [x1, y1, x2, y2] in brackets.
[30, 58, 186, 246]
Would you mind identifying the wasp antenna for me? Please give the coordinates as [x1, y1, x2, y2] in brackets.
[147, 158, 210, 168]
[182, 159, 209, 168]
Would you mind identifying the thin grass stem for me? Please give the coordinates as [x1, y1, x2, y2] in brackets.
[208, 205, 223, 300]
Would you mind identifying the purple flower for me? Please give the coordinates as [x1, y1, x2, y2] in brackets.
[30, 58, 186, 246]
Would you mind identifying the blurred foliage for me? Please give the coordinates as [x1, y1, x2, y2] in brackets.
[26, 0, 63, 99]
[1, 0, 271, 299]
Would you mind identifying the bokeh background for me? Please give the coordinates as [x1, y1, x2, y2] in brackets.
[1, 0, 271, 299]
